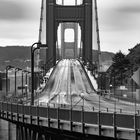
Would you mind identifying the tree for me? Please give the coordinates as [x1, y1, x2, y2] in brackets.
[127, 43, 140, 72]
[109, 51, 131, 86]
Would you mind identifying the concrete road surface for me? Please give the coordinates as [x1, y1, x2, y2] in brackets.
[35, 59, 140, 114]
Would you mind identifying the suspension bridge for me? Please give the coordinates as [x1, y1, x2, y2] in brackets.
[0, 0, 140, 140]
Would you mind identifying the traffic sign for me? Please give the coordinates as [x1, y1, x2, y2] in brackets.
[132, 68, 140, 85]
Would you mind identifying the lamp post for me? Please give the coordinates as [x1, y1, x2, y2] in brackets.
[99, 91, 101, 112]
[131, 69, 137, 114]
[131, 69, 134, 99]
[25, 72, 28, 101]
[113, 75, 116, 113]
[15, 68, 22, 98]
[24, 70, 30, 100]
[109, 84, 112, 93]
[81, 93, 85, 108]
[120, 71, 123, 97]
[25, 84, 28, 104]
[97, 72, 101, 112]
[6, 65, 14, 97]
[31, 42, 47, 105]
[21, 71, 24, 98]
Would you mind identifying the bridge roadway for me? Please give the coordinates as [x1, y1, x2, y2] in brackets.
[36, 59, 140, 114]
[0, 59, 140, 140]
[37, 59, 94, 107]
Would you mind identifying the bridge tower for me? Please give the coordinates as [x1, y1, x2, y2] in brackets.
[61, 22, 78, 59]
[46, 0, 92, 66]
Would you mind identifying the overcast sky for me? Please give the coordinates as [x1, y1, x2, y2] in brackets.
[0, 0, 41, 46]
[0, 0, 140, 54]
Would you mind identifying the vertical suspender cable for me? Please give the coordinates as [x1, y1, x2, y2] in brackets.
[61, 0, 64, 59]
[75, 0, 78, 59]
[79, 37, 82, 58]
[94, 0, 101, 72]
[56, 41, 59, 60]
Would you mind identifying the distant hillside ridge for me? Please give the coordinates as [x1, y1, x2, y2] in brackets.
[0, 46, 114, 62]
[92, 50, 114, 63]
[0, 46, 114, 71]
[0, 46, 30, 61]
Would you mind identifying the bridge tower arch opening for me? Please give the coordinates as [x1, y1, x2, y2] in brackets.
[46, 0, 92, 67]
[57, 22, 81, 59]
[56, 0, 83, 6]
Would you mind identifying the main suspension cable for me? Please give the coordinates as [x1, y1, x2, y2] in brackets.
[37, 0, 44, 71]
[94, 0, 101, 72]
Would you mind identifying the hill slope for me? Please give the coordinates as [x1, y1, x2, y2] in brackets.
[0, 46, 114, 71]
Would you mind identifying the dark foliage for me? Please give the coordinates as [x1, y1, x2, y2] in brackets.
[127, 43, 140, 71]
[108, 51, 131, 86]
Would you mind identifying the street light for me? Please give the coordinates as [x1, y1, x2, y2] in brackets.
[25, 84, 28, 104]
[21, 70, 30, 101]
[113, 75, 116, 113]
[15, 68, 22, 98]
[109, 84, 112, 93]
[6, 65, 14, 97]
[24, 70, 30, 99]
[97, 72, 101, 112]
[98, 91, 101, 112]
[31, 42, 47, 105]
[80, 92, 85, 133]
[21, 71, 24, 98]
[81, 93, 85, 108]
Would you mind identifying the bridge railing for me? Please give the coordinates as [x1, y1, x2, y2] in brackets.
[0, 102, 140, 130]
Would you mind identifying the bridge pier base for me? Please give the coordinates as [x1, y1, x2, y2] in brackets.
[24, 128, 30, 140]
[16, 125, 55, 140]
[24, 127, 28, 140]
[31, 130, 37, 140]
[4, 120, 137, 140]
[16, 125, 19, 140]
[16, 125, 40, 140]
[20, 126, 24, 140]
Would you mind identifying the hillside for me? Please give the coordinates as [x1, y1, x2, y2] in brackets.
[0, 46, 30, 71]
[0, 46, 30, 61]
[0, 46, 114, 71]
[92, 50, 114, 63]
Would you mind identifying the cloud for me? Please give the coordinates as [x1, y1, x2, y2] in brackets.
[0, 0, 43, 46]
[0, 1, 26, 20]
[97, 0, 140, 53]
[98, 0, 140, 31]
[0, 0, 40, 21]
[119, 5, 140, 14]
[116, 0, 140, 14]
